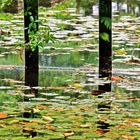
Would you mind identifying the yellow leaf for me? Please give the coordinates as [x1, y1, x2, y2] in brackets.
[73, 83, 83, 88]
[9, 120, 19, 124]
[42, 116, 54, 123]
[115, 48, 127, 55]
[23, 127, 34, 133]
[33, 108, 40, 113]
[20, 122, 37, 125]
[45, 124, 56, 131]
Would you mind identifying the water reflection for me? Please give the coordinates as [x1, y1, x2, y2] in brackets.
[76, 0, 140, 16]
[96, 89, 112, 135]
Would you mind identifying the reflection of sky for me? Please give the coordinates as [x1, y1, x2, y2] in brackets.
[92, 2, 139, 15]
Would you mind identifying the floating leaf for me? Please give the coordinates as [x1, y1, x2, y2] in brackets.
[122, 135, 135, 140]
[20, 121, 37, 125]
[45, 124, 56, 131]
[23, 127, 37, 137]
[0, 112, 8, 119]
[33, 108, 40, 113]
[42, 116, 54, 123]
[91, 90, 106, 96]
[115, 48, 127, 55]
[96, 129, 106, 135]
[63, 131, 74, 137]
[111, 76, 123, 81]
[72, 83, 83, 88]
[37, 105, 47, 110]
[128, 58, 140, 64]
[23, 127, 34, 133]
[9, 120, 19, 124]
[80, 124, 91, 128]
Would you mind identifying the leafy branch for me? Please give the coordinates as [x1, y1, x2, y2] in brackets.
[101, 17, 111, 30]
[16, 15, 55, 51]
[100, 32, 110, 42]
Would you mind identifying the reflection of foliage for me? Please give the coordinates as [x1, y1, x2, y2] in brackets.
[0, 0, 12, 11]
[80, 0, 98, 15]
[54, 12, 75, 20]
[57, 24, 75, 30]
[80, 0, 96, 7]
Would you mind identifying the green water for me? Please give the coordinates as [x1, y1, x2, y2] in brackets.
[0, 0, 140, 139]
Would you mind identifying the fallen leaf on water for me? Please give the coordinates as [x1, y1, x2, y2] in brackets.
[128, 58, 140, 64]
[3, 78, 24, 84]
[91, 90, 105, 96]
[63, 131, 74, 137]
[42, 116, 54, 123]
[23, 127, 37, 137]
[20, 122, 37, 125]
[33, 108, 40, 113]
[47, 86, 66, 90]
[9, 120, 19, 124]
[111, 76, 123, 81]
[96, 129, 106, 135]
[72, 83, 83, 88]
[0, 112, 8, 119]
[23, 127, 34, 133]
[128, 98, 140, 101]
[80, 124, 91, 128]
[51, 107, 64, 111]
[0, 124, 5, 128]
[115, 48, 127, 55]
[45, 124, 56, 131]
[37, 105, 47, 110]
[122, 135, 135, 140]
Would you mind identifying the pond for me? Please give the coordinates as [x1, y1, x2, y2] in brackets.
[0, 0, 140, 139]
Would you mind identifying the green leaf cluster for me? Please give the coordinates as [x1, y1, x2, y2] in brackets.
[17, 15, 55, 51]
[101, 17, 111, 30]
[0, 0, 12, 11]
[100, 32, 110, 42]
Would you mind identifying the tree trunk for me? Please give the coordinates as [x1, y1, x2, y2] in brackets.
[99, 0, 112, 92]
[24, 0, 39, 96]
[76, 0, 81, 14]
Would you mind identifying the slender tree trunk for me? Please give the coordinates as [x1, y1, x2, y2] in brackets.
[97, 1, 112, 133]
[76, 0, 81, 14]
[117, 0, 120, 11]
[24, 0, 39, 95]
[127, 4, 130, 13]
[99, 0, 112, 92]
